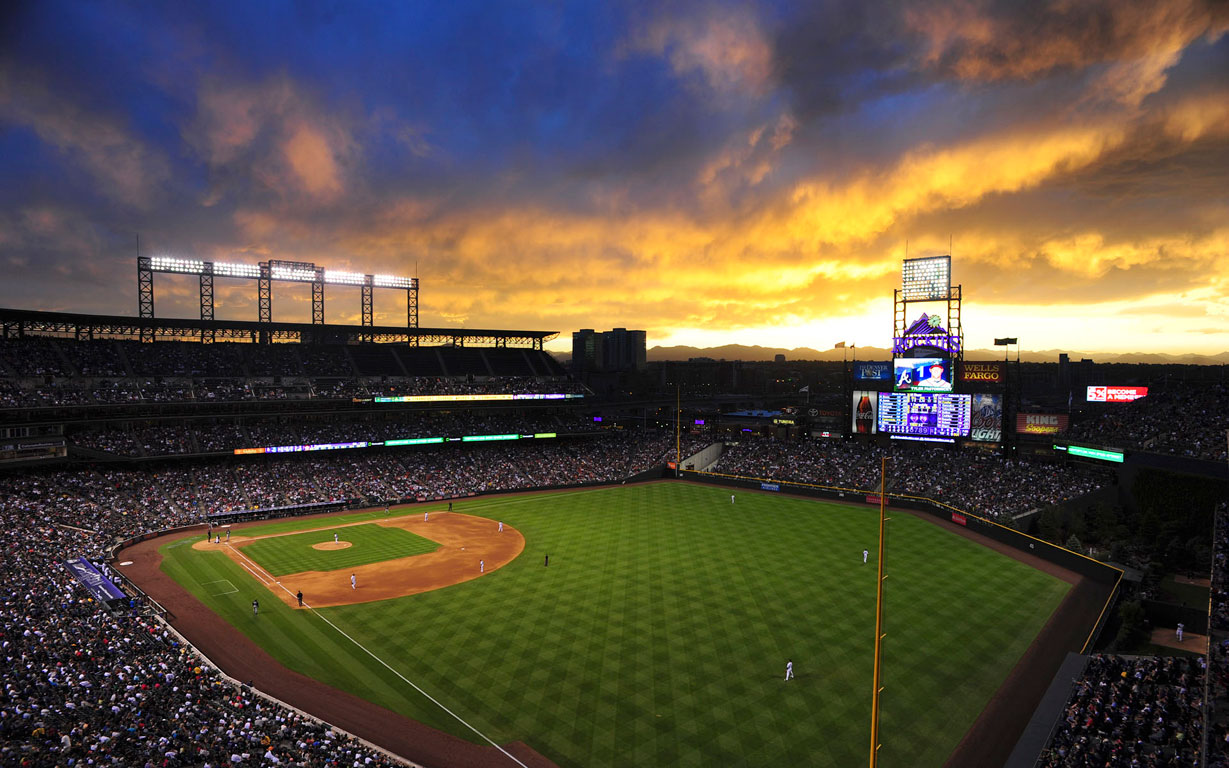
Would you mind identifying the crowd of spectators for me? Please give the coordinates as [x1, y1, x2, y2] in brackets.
[0, 375, 585, 408]
[710, 438, 1105, 519]
[67, 411, 601, 457]
[1069, 384, 1229, 463]
[0, 335, 583, 409]
[1038, 654, 1205, 767]
[0, 515, 406, 766]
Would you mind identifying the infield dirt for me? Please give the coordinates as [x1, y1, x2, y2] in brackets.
[193, 511, 524, 608]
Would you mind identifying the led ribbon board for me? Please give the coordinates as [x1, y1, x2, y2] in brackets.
[372, 393, 583, 404]
[1055, 444, 1125, 463]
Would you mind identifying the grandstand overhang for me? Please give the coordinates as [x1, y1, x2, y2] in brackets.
[0, 307, 557, 349]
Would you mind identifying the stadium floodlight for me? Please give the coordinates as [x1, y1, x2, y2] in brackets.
[150, 256, 205, 274]
[213, 262, 262, 278]
[901, 255, 951, 301]
[271, 265, 319, 282]
[323, 270, 366, 285]
[373, 274, 415, 288]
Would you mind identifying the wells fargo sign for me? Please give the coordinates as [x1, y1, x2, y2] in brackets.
[960, 361, 1004, 384]
[1016, 413, 1070, 434]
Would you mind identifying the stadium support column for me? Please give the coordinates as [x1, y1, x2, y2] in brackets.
[407, 283, 419, 345]
[361, 275, 374, 342]
[137, 255, 154, 342]
[312, 270, 325, 325]
[258, 262, 272, 344]
[199, 264, 215, 343]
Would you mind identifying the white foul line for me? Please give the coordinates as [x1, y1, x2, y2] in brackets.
[223, 542, 528, 768]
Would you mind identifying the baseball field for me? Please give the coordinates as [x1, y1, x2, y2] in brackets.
[154, 482, 1070, 767]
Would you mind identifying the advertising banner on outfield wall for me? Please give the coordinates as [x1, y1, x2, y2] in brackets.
[1017, 413, 1070, 434]
[854, 362, 891, 381]
[852, 391, 878, 434]
[960, 361, 1005, 385]
[970, 393, 1002, 442]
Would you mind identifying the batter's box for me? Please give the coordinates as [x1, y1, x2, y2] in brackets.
[202, 579, 238, 596]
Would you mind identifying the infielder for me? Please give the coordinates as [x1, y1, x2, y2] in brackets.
[480, 559, 485, 573]
[784, 659, 794, 681]
[334, 532, 339, 543]
[296, 590, 303, 607]
[350, 573, 357, 590]
[424, 511, 429, 522]
[498, 520, 503, 532]
[1177, 623, 1184, 642]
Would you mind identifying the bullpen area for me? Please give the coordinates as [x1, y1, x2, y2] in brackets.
[126, 482, 1074, 768]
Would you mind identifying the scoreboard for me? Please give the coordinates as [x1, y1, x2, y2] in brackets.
[878, 392, 971, 438]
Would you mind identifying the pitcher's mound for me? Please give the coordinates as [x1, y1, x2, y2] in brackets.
[312, 541, 353, 551]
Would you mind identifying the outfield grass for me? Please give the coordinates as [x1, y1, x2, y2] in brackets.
[160, 483, 1069, 768]
[239, 523, 440, 576]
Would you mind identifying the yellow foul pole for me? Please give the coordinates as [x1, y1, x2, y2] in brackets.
[870, 456, 890, 768]
[675, 385, 681, 467]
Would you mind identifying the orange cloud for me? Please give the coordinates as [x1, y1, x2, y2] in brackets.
[623, 8, 774, 97]
[0, 67, 169, 208]
[189, 76, 356, 204]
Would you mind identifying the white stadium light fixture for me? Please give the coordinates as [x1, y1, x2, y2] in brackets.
[271, 266, 318, 282]
[373, 274, 414, 288]
[323, 270, 366, 285]
[150, 256, 205, 274]
[213, 262, 262, 278]
[901, 255, 951, 301]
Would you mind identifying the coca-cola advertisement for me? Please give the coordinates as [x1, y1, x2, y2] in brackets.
[969, 393, 1002, 442]
[1016, 413, 1070, 434]
[851, 391, 878, 434]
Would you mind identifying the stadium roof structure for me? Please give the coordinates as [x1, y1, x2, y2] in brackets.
[0, 307, 557, 349]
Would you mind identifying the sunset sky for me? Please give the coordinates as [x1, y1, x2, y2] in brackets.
[1, 1, 1226, 355]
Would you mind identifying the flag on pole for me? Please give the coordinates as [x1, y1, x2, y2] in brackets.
[834, 342, 845, 348]
[800, 385, 810, 393]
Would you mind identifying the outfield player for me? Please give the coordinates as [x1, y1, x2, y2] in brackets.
[784, 659, 794, 681]
[351, 573, 356, 590]
[731, 494, 735, 504]
[863, 549, 869, 564]
[252, 599, 259, 616]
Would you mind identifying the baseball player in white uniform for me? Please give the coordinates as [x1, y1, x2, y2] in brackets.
[784, 660, 794, 681]
[350, 573, 356, 590]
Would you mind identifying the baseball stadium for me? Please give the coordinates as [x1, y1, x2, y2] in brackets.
[3, 248, 1226, 768]
[4, 4, 1229, 765]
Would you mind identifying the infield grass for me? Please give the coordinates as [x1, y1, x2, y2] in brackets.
[161, 482, 1070, 768]
[239, 523, 439, 576]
